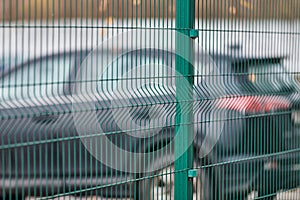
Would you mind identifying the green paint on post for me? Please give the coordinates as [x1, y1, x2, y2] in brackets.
[175, 0, 195, 200]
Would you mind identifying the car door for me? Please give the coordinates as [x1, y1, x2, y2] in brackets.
[67, 49, 178, 176]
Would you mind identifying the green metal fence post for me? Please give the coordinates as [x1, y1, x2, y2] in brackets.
[175, 0, 195, 200]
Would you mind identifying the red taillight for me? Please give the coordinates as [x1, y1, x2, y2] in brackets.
[216, 96, 290, 113]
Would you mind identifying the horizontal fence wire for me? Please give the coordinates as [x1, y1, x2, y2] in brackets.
[0, 0, 300, 200]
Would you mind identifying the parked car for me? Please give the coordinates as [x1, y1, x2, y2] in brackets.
[142, 52, 300, 200]
[0, 48, 300, 200]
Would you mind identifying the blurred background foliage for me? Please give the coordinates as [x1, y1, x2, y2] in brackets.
[0, 0, 299, 21]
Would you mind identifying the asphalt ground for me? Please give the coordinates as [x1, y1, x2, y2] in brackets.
[25, 188, 300, 200]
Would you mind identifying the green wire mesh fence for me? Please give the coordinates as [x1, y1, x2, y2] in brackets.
[1, 0, 300, 200]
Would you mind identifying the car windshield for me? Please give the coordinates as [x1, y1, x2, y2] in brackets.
[96, 51, 175, 98]
[0, 56, 24, 75]
[0, 55, 73, 101]
[238, 62, 298, 95]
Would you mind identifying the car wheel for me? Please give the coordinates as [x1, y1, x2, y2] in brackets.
[138, 165, 212, 200]
[257, 171, 277, 200]
[0, 194, 23, 200]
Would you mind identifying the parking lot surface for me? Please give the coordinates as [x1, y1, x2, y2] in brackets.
[25, 188, 300, 200]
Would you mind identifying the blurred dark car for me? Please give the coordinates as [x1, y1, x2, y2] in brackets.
[195, 54, 300, 199]
[0, 49, 300, 200]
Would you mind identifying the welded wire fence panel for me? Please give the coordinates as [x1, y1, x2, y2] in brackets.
[0, 1, 178, 200]
[0, 0, 300, 200]
[194, 1, 300, 200]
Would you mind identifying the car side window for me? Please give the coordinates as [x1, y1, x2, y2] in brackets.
[97, 51, 175, 97]
[0, 55, 73, 101]
[235, 61, 297, 94]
